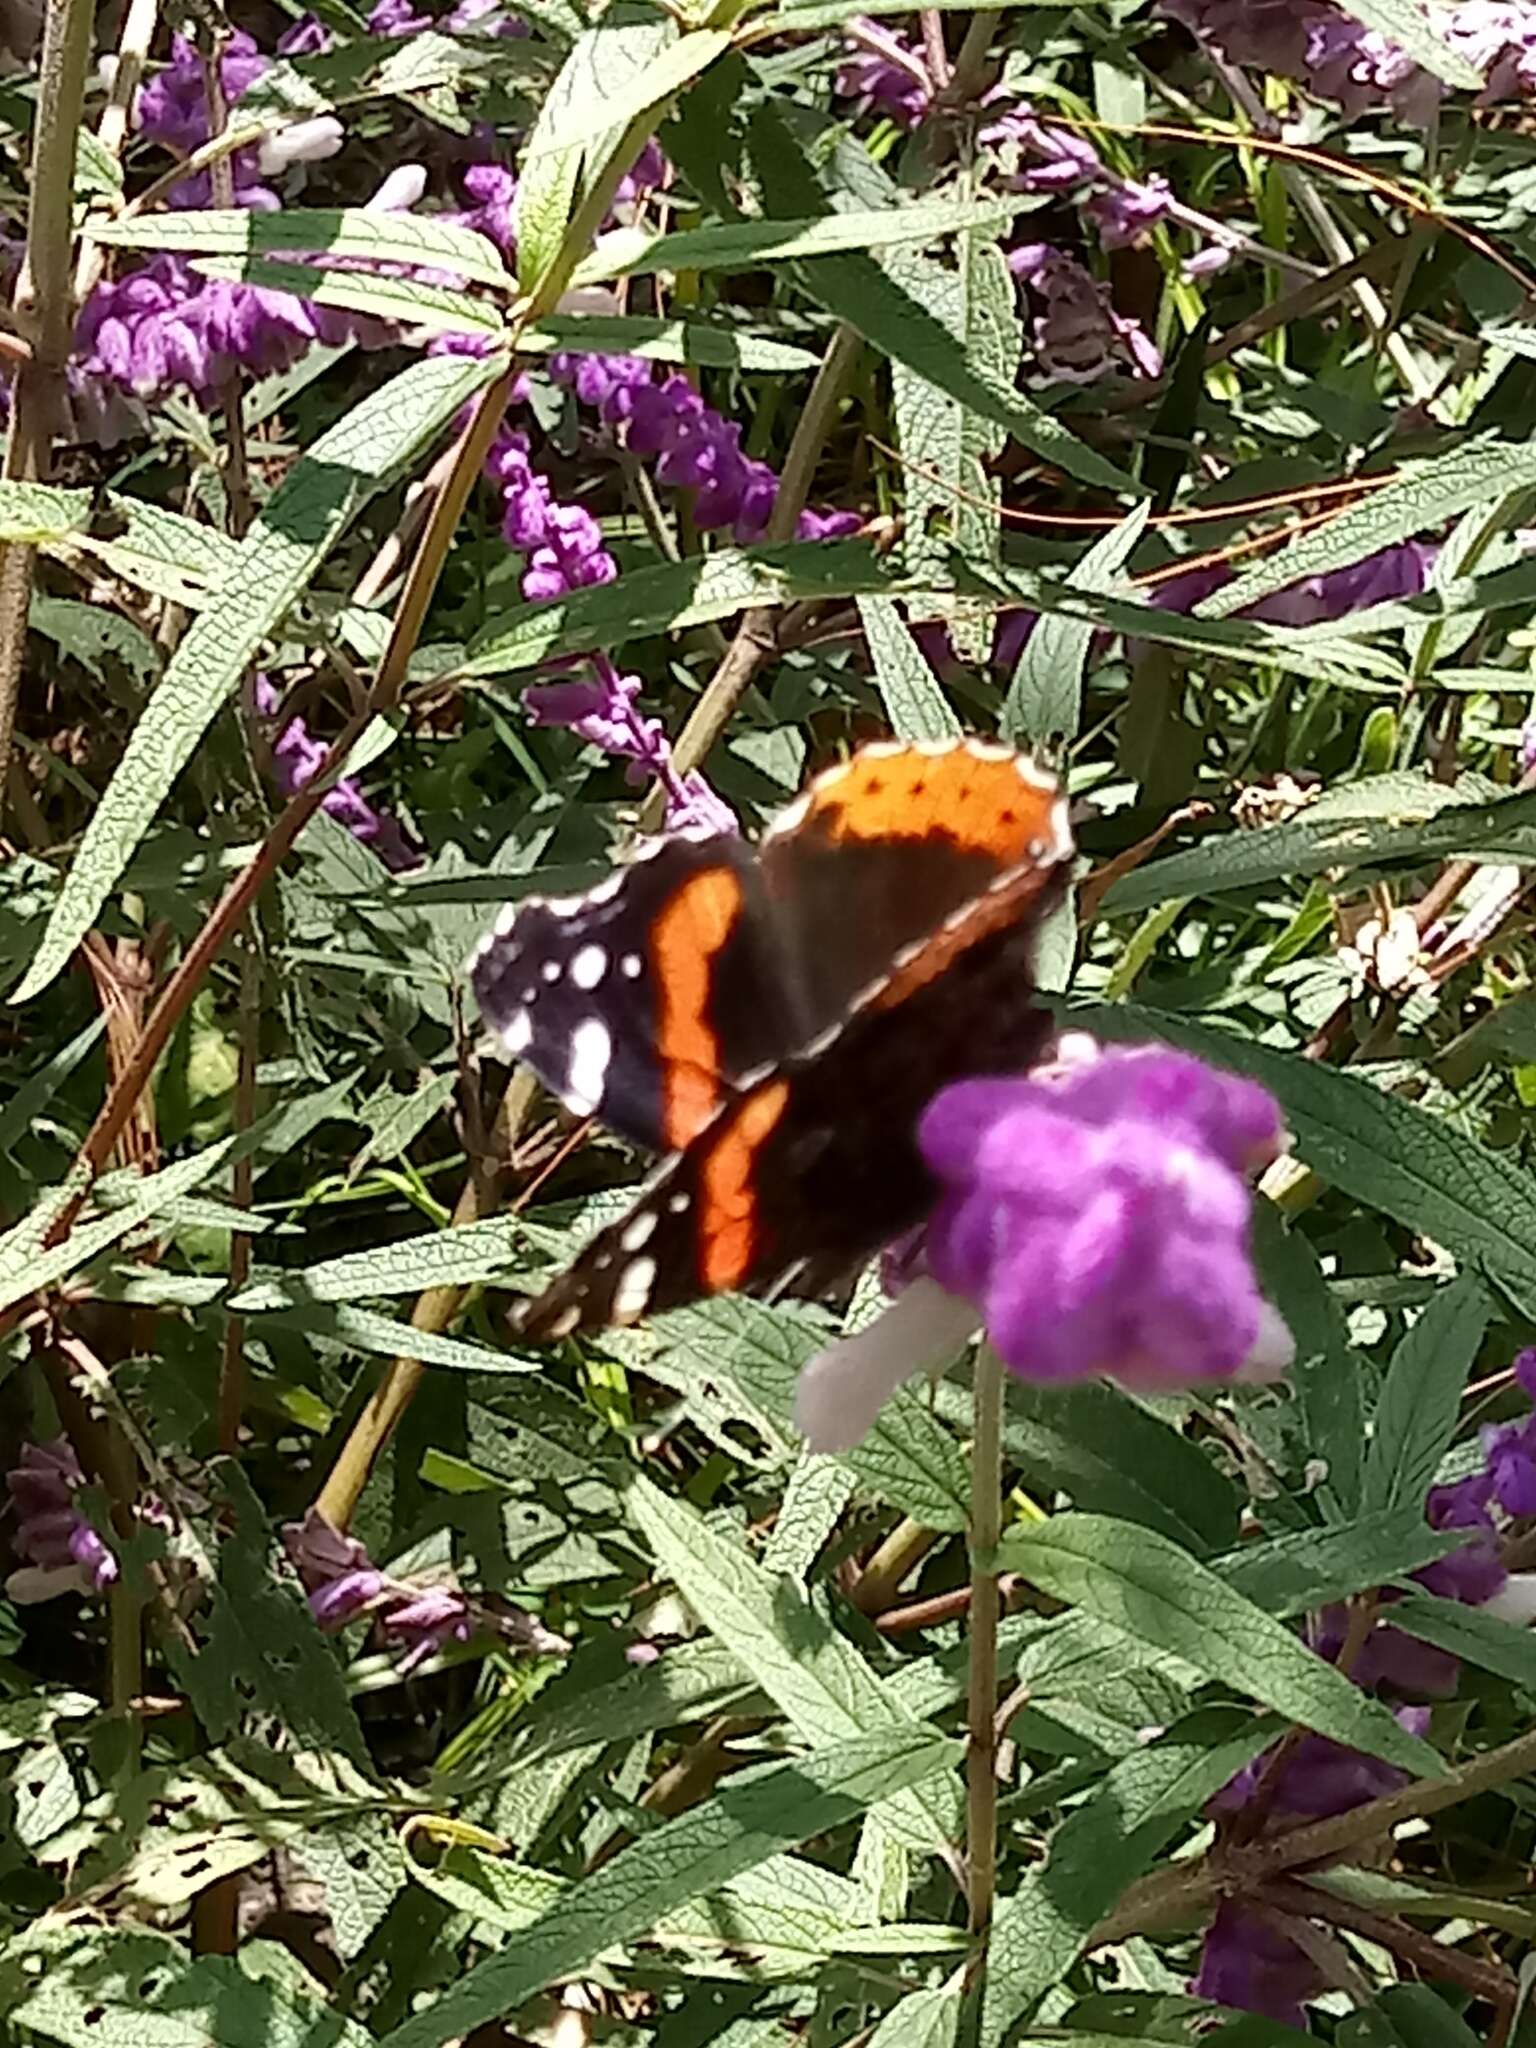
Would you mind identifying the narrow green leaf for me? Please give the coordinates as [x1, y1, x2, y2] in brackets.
[383, 1731, 958, 2048]
[86, 205, 514, 288]
[517, 312, 820, 370]
[1389, 1590, 1536, 1687]
[1218, 1511, 1457, 1617]
[857, 594, 960, 741]
[0, 480, 91, 543]
[14, 349, 501, 1004]
[191, 255, 506, 338]
[748, 104, 1139, 497]
[573, 196, 1020, 283]
[0, 1141, 235, 1315]
[230, 1213, 527, 1309]
[1362, 1276, 1489, 1513]
[869, 1984, 961, 2048]
[1004, 506, 1149, 744]
[1199, 438, 1536, 620]
[995, 1514, 1443, 1775]
[628, 1474, 962, 1852]
[762, 1452, 857, 1578]
[1331, 2, 1482, 87]
[1099, 784, 1536, 917]
[6, 1924, 377, 2048]
[464, 539, 907, 674]
[529, 27, 731, 156]
[981, 1717, 1276, 2043]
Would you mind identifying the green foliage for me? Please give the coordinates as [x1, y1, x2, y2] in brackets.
[10, 1, 1536, 2043]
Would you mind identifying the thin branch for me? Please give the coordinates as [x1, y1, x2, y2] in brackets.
[0, 0, 94, 804]
[1258, 1874, 1517, 2017]
[965, 1345, 1005, 1943]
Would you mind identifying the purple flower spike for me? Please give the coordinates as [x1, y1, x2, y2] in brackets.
[917, 1046, 1290, 1391]
[836, 16, 935, 127]
[387, 1583, 475, 1675]
[1516, 1347, 1536, 1400]
[252, 677, 419, 872]
[1415, 1472, 1507, 1605]
[5, 1440, 119, 1599]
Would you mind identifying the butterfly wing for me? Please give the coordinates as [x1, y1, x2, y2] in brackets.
[515, 826, 1072, 1340]
[470, 833, 807, 1155]
[757, 739, 1070, 1033]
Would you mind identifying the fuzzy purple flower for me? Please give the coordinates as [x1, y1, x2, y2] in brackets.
[794, 1039, 1292, 1451]
[1011, 245, 1162, 381]
[983, 107, 1173, 252]
[254, 677, 419, 871]
[1192, 1902, 1322, 2028]
[5, 1440, 119, 1601]
[836, 16, 935, 126]
[549, 353, 860, 544]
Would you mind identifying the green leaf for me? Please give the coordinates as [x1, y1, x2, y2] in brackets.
[1362, 1275, 1489, 1514]
[231, 1213, 528, 1309]
[994, 1514, 1443, 1775]
[1199, 437, 1536, 620]
[869, 1984, 962, 2048]
[86, 205, 515, 289]
[0, 479, 91, 543]
[1331, 2, 1482, 87]
[981, 1716, 1277, 2043]
[14, 348, 501, 1004]
[464, 539, 908, 674]
[1077, 1004, 1536, 1308]
[628, 1474, 962, 1852]
[747, 104, 1140, 497]
[1004, 506, 1150, 744]
[762, 1451, 857, 1578]
[1388, 1589, 1536, 1688]
[190, 256, 506, 339]
[160, 1464, 369, 1767]
[382, 1730, 958, 2048]
[858, 595, 960, 741]
[1099, 783, 1536, 917]
[1218, 1512, 1458, 1616]
[8, 1928, 375, 2047]
[517, 312, 820, 370]
[514, 14, 673, 295]
[0, 1140, 236, 1315]
[573, 196, 1021, 284]
[529, 26, 731, 157]
[749, 0, 1072, 31]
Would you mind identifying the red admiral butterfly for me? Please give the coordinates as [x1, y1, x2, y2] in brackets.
[470, 738, 1073, 1340]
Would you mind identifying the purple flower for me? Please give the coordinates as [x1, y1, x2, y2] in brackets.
[386, 1583, 476, 1674]
[525, 657, 737, 836]
[5, 1440, 119, 1600]
[983, 106, 1174, 253]
[793, 1040, 1292, 1451]
[836, 16, 934, 127]
[253, 677, 419, 871]
[1309, 1602, 1461, 1698]
[1482, 1416, 1536, 1516]
[1192, 1902, 1323, 2027]
[550, 355, 859, 543]
[1011, 245, 1161, 381]
[136, 30, 270, 155]
[1416, 1471, 1508, 1604]
[285, 1512, 385, 1628]
[918, 1046, 1289, 1389]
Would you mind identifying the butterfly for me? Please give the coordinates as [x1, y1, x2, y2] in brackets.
[469, 738, 1073, 1339]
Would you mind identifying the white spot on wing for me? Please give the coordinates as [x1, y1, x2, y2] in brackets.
[621, 952, 644, 979]
[570, 944, 607, 990]
[495, 903, 518, 936]
[542, 960, 562, 983]
[502, 1010, 532, 1055]
[915, 736, 961, 757]
[621, 1209, 658, 1252]
[563, 1017, 612, 1114]
[668, 1191, 691, 1213]
[612, 1256, 657, 1321]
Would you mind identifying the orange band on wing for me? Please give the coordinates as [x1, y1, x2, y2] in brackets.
[652, 867, 745, 1150]
[699, 1079, 789, 1291]
[810, 750, 1060, 865]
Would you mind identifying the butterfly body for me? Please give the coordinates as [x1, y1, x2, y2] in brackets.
[469, 738, 1073, 1338]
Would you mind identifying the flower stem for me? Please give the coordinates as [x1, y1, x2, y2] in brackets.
[966, 1344, 1005, 1945]
[0, 0, 93, 803]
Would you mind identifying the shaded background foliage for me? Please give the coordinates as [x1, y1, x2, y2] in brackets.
[7, 0, 1536, 2044]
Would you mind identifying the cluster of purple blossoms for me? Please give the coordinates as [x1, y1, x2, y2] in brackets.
[551, 353, 863, 545]
[795, 1039, 1294, 1451]
[253, 677, 419, 871]
[4, 1441, 119, 1602]
[1160, 0, 1536, 124]
[487, 424, 736, 834]
[1010, 244, 1162, 383]
[1192, 1350, 1536, 2023]
[284, 1510, 566, 1676]
[981, 106, 1174, 254]
[835, 15, 936, 126]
